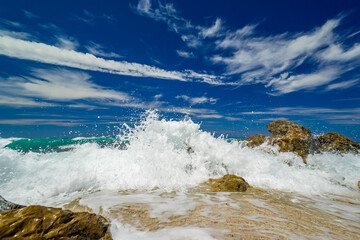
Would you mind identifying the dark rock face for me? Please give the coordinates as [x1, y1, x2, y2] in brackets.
[0, 195, 24, 213]
[0, 205, 112, 240]
[315, 132, 360, 154]
[208, 174, 250, 192]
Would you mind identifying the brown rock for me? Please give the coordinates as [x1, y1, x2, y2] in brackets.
[209, 174, 250, 192]
[245, 134, 266, 147]
[267, 120, 312, 162]
[358, 181, 360, 190]
[0, 205, 112, 240]
[316, 132, 360, 154]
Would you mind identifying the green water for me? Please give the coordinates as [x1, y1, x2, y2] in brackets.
[4, 137, 242, 153]
[4, 137, 127, 153]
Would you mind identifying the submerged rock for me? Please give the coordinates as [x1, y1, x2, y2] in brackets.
[209, 174, 250, 192]
[0, 195, 24, 213]
[315, 132, 360, 154]
[0, 205, 112, 240]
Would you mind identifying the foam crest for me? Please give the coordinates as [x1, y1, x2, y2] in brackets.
[0, 111, 359, 205]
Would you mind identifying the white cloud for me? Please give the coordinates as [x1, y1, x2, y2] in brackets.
[0, 96, 57, 107]
[56, 36, 79, 50]
[176, 50, 195, 58]
[267, 68, 341, 94]
[66, 103, 107, 110]
[85, 41, 122, 58]
[175, 95, 190, 101]
[240, 106, 360, 125]
[153, 94, 163, 100]
[137, 0, 151, 14]
[200, 18, 223, 38]
[213, 18, 340, 77]
[73, 10, 116, 25]
[135, 1, 360, 94]
[196, 114, 223, 119]
[0, 35, 220, 83]
[326, 79, 360, 91]
[176, 95, 218, 105]
[0, 68, 131, 102]
[319, 44, 360, 62]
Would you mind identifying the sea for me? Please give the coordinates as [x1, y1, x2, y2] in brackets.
[1, 111, 359, 239]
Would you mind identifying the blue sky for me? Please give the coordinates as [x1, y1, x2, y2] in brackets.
[0, 0, 360, 140]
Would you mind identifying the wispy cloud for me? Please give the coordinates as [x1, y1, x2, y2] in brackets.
[0, 118, 84, 126]
[0, 96, 57, 108]
[326, 79, 360, 91]
[0, 19, 23, 28]
[0, 68, 130, 102]
[176, 50, 195, 58]
[73, 10, 116, 25]
[85, 41, 122, 58]
[55, 35, 79, 50]
[22, 10, 39, 19]
[200, 18, 223, 38]
[241, 106, 360, 124]
[135, 1, 360, 95]
[0, 35, 221, 83]
[175, 95, 218, 105]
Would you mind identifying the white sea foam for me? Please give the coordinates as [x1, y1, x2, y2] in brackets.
[0, 111, 359, 206]
[110, 221, 218, 240]
[0, 137, 22, 148]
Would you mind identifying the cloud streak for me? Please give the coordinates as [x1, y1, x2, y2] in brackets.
[135, 1, 360, 94]
[0, 35, 221, 83]
[0, 68, 130, 102]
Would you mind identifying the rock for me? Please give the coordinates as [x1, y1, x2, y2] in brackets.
[246, 120, 312, 163]
[358, 181, 360, 190]
[315, 132, 360, 154]
[267, 120, 312, 162]
[245, 134, 266, 148]
[0, 205, 112, 240]
[208, 174, 250, 192]
[0, 195, 24, 213]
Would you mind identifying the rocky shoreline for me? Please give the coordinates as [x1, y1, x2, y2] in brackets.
[244, 120, 360, 164]
[1, 119, 359, 239]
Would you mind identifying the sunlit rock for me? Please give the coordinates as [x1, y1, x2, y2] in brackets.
[0, 205, 112, 240]
[315, 132, 360, 154]
[208, 174, 250, 192]
[245, 134, 266, 147]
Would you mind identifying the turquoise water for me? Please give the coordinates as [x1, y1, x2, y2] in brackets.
[4, 137, 128, 153]
[4, 137, 244, 153]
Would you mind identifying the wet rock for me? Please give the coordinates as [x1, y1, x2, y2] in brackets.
[0, 205, 112, 240]
[245, 134, 266, 148]
[267, 120, 312, 162]
[246, 120, 312, 163]
[315, 132, 360, 154]
[209, 174, 250, 192]
[0, 195, 24, 213]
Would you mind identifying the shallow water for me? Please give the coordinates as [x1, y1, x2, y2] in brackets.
[61, 188, 360, 240]
[0, 111, 359, 239]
